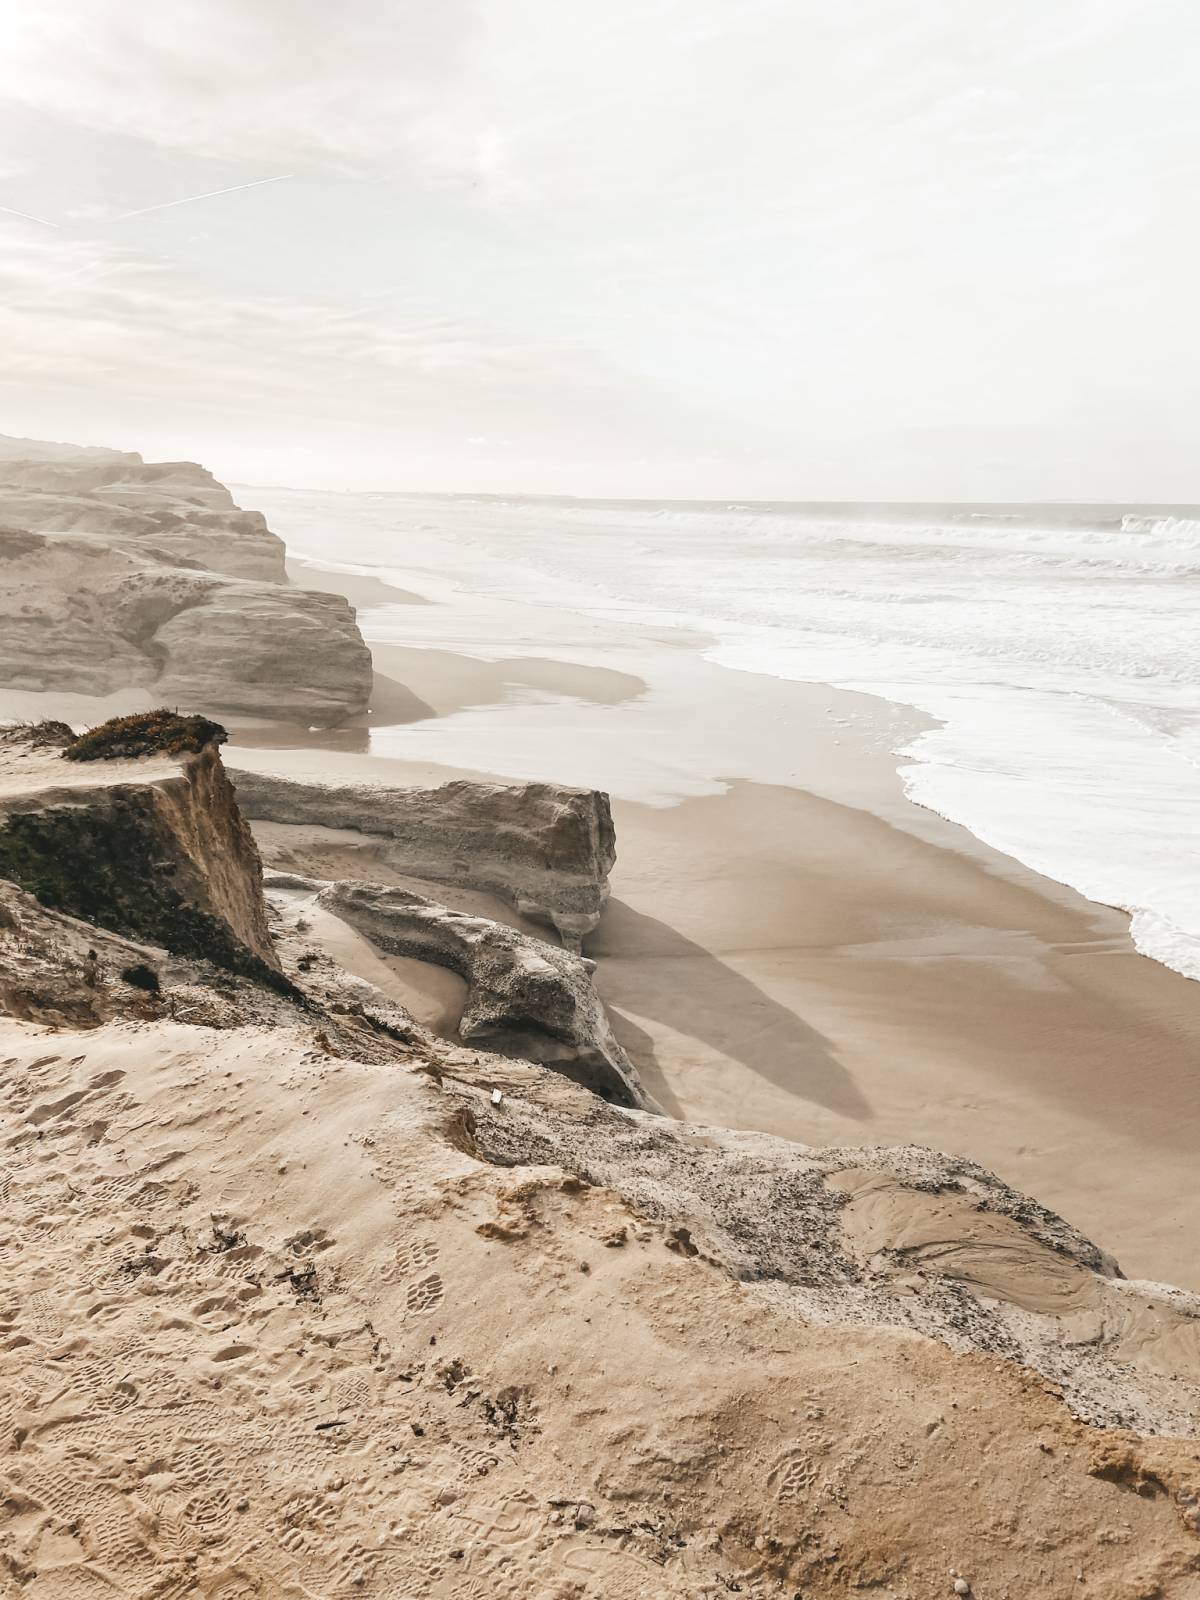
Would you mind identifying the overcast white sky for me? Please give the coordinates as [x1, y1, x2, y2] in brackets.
[0, 1, 1197, 497]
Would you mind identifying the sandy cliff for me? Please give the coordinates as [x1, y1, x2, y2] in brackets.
[0, 436, 372, 723]
[0, 726, 281, 987]
[0, 722, 1199, 1595]
[0, 451, 285, 581]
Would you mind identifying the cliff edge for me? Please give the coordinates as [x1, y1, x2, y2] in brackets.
[0, 719, 282, 988]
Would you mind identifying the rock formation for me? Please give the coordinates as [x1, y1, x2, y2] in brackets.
[0, 450, 286, 581]
[0, 432, 139, 464]
[0, 723, 284, 989]
[311, 876, 644, 1106]
[0, 436, 372, 723]
[231, 769, 616, 946]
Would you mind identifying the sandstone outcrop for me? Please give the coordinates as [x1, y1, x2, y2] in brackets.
[231, 769, 616, 946]
[0, 529, 371, 723]
[0, 437, 372, 723]
[0, 873, 425, 1057]
[0, 431, 138, 464]
[310, 877, 644, 1105]
[0, 727, 284, 989]
[0, 449, 286, 580]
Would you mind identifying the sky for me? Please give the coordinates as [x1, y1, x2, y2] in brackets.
[0, 0, 1198, 498]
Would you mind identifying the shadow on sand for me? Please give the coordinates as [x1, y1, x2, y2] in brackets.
[588, 898, 870, 1124]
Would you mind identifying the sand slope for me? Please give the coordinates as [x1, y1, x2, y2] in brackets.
[1, 1007, 1199, 1598]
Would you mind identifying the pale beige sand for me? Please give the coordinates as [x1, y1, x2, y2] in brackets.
[597, 781, 1200, 1290]
[5, 1022, 1199, 1595]
[287, 554, 430, 607]
[271, 884, 468, 1038]
[6, 568, 1198, 1288]
[0, 683, 153, 729]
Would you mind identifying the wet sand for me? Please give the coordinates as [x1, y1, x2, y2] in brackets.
[599, 780, 1200, 1288]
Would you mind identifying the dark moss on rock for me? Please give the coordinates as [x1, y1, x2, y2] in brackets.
[0, 793, 299, 1001]
[63, 709, 227, 763]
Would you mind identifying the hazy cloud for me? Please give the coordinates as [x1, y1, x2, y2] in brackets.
[1, 0, 1199, 494]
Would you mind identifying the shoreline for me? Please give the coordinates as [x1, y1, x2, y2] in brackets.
[265, 486, 1200, 990]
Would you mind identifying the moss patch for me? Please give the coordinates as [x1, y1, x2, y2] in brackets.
[63, 710, 227, 763]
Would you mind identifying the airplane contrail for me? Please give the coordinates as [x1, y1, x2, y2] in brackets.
[0, 204, 61, 229]
[116, 174, 294, 221]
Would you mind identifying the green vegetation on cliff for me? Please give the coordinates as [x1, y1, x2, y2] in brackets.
[63, 709, 227, 762]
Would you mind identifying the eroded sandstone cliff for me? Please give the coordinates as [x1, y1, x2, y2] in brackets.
[0, 436, 372, 723]
[0, 728, 283, 988]
[0, 450, 285, 580]
[313, 876, 644, 1105]
[0, 708, 1199, 1591]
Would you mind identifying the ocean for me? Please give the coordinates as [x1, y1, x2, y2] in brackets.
[245, 487, 1200, 983]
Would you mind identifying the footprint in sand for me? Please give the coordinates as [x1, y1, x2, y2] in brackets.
[450, 1491, 541, 1545]
[454, 1444, 501, 1479]
[88, 1173, 141, 1206]
[19, 1568, 119, 1600]
[27, 1290, 64, 1341]
[767, 1447, 818, 1502]
[179, 1487, 234, 1543]
[331, 1369, 375, 1414]
[173, 1439, 227, 1486]
[405, 1272, 444, 1315]
[79, 1486, 157, 1574]
[382, 1235, 440, 1284]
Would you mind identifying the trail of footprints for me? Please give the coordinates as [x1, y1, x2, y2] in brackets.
[0, 1050, 527, 1598]
[0, 1048, 782, 1598]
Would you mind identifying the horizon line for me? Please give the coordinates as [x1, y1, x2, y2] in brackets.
[227, 481, 1200, 513]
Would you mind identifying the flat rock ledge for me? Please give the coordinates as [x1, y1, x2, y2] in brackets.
[233, 769, 616, 947]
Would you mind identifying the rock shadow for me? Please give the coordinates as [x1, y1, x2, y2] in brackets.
[588, 898, 870, 1123]
[602, 1005, 687, 1121]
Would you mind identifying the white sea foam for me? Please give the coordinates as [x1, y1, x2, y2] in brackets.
[251, 487, 1200, 981]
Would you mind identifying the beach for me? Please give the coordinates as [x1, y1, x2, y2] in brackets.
[203, 505, 1200, 1292]
[6, 449, 1200, 1597]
